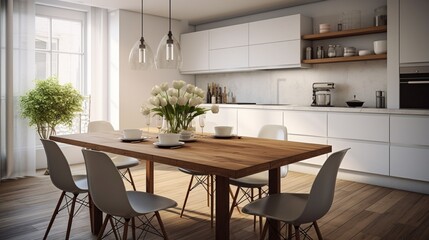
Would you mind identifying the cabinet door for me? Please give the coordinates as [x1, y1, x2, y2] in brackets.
[180, 31, 209, 72]
[200, 108, 238, 135]
[237, 109, 283, 137]
[209, 23, 248, 49]
[209, 46, 248, 70]
[390, 145, 429, 182]
[328, 113, 389, 142]
[249, 15, 302, 44]
[289, 135, 327, 165]
[249, 40, 301, 68]
[283, 110, 327, 137]
[328, 139, 389, 175]
[390, 115, 429, 146]
[400, 0, 429, 64]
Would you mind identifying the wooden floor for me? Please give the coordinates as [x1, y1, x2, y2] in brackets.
[1, 162, 428, 240]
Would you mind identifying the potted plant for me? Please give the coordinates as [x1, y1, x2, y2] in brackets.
[20, 77, 83, 173]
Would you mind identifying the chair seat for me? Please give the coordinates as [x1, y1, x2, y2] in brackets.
[111, 156, 139, 169]
[243, 193, 309, 224]
[71, 174, 88, 193]
[127, 191, 177, 217]
[178, 167, 208, 175]
[229, 171, 268, 188]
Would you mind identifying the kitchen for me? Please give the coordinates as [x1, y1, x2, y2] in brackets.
[1, 0, 429, 239]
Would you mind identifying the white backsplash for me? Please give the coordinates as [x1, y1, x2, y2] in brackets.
[196, 60, 387, 108]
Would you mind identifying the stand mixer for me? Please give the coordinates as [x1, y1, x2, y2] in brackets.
[311, 82, 335, 106]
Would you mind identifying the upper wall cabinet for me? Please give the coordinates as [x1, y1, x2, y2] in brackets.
[180, 14, 312, 74]
[180, 31, 209, 72]
[400, 0, 429, 65]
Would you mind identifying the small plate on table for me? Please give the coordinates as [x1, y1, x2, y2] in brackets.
[213, 135, 235, 139]
[153, 142, 185, 149]
[120, 137, 148, 143]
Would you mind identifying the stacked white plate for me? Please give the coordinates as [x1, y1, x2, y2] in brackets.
[319, 23, 330, 33]
[344, 47, 356, 57]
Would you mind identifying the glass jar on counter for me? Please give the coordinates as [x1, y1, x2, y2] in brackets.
[328, 45, 336, 58]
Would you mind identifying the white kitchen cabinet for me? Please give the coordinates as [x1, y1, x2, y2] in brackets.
[237, 109, 283, 137]
[201, 108, 238, 135]
[209, 23, 248, 50]
[209, 46, 248, 70]
[283, 110, 327, 137]
[328, 113, 389, 142]
[329, 138, 389, 175]
[180, 31, 209, 73]
[249, 40, 303, 68]
[249, 14, 312, 44]
[390, 115, 429, 146]
[399, 0, 429, 64]
[289, 135, 327, 165]
[390, 145, 429, 182]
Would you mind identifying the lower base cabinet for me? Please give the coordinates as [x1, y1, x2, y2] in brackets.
[328, 139, 389, 176]
[390, 145, 429, 182]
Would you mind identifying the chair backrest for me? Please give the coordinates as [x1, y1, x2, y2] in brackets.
[87, 121, 115, 132]
[258, 125, 289, 178]
[40, 139, 84, 193]
[82, 149, 134, 217]
[299, 148, 350, 223]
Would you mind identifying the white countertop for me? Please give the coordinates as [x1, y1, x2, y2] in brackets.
[203, 104, 429, 116]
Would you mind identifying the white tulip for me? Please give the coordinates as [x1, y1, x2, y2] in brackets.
[184, 92, 192, 100]
[194, 87, 205, 98]
[151, 85, 161, 96]
[186, 84, 195, 93]
[160, 82, 169, 91]
[177, 96, 187, 106]
[211, 104, 219, 114]
[140, 105, 151, 116]
[167, 88, 178, 97]
[173, 80, 186, 89]
[159, 97, 168, 107]
[169, 96, 178, 105]
[149, 97, 160, 106]
[189, 97, 199, 107]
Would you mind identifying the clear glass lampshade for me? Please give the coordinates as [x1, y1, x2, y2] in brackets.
[155, 33, 182, 69]
[129, 38, 154, 70]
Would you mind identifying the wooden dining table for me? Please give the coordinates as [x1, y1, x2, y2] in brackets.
[51, 131, 331, 240]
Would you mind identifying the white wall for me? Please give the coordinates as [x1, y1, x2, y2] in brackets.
[195, 0, 389, 107]
[108, 10, 195, 130]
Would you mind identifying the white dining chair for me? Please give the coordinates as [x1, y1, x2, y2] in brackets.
[82, 148, 177, 239]
[87, 120, 140, 190]
[229, 124, 289, 232]
[40, 139, 91, 240]
[242, 148, 350, 240]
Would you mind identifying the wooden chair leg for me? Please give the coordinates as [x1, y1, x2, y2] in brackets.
[98, 214, 111, 239]
[155, 211, 169, 240]
[288, 224, 293, 239]
[210, 175, 214, 228]
[258, 188, 263, 235]
[294, 225, 301, 240]
[180, 176, 194, 218]
[123, 218, 130, 240]
[206, 175, 210, 207]
[313, 221, 323, 240]
[260, 219, 268, 240]
[229, 187, 240, 218]
[229, 187, 241, 213]
[127, 168, 137, 191]
[109, 216, 120, 240]
[88, 194, 94, 233]
[43, 191, 66, 240]
[65, 194, 78, 240]
[131, 217, 136, 240]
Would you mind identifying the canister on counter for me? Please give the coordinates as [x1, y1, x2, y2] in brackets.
[316, 46, 325, 59]
[376, 91, 386, 108]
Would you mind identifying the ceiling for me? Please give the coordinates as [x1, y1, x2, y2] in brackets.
[60, 0, 322, 25]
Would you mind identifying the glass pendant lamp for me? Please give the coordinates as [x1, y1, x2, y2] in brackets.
[129, 0, 154, 70]
[155, 0, 182, 69]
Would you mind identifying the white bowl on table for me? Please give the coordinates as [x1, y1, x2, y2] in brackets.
[214, 126, 233, 137]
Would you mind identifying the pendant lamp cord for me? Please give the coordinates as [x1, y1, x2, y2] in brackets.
[141, 0, 144, 38]
[169, 0, 172, 32]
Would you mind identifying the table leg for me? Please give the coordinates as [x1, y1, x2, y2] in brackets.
[268, 168, 281, 240]
[146, 160, 154, 193]
[215, 175, 229, 240]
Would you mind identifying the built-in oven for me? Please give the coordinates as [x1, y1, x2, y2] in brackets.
[400, 66, 429, 109]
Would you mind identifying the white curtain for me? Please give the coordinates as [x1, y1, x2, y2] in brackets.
[0, 0, 36, 180]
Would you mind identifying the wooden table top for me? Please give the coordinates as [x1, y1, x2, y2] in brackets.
[50, 132, 331, 179]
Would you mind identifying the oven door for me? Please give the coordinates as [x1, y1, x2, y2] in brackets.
[400, 66, 429, 109]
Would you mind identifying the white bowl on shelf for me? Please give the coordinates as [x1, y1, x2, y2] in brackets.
[374, 40, 387, 54]
[358, 50, 372, 56]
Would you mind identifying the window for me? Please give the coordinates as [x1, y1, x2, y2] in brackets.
[35, 4, 89, 134]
